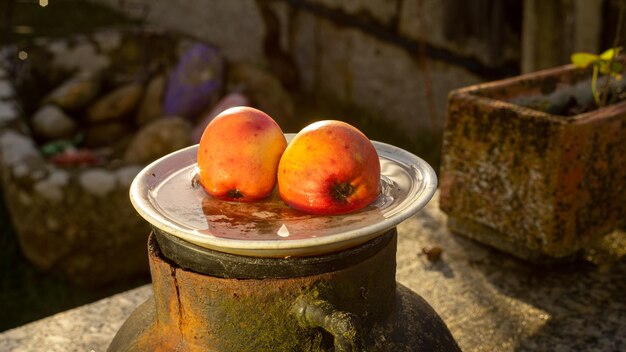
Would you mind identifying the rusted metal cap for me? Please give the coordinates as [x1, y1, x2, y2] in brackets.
[129, 134, 437, 257]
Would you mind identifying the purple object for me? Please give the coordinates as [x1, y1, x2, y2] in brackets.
[163, 44, 223, 120]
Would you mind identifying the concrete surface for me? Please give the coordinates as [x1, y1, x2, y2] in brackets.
[1, 192, 624, 351]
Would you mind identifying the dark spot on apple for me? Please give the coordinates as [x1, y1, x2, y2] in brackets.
[331, 182, 355, 203]
[227, 189, 244, 199]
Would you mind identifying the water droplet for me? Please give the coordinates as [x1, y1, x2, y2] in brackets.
[277, 224, 290, 237]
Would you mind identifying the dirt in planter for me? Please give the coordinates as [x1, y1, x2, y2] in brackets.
[560, 90, 626, 116]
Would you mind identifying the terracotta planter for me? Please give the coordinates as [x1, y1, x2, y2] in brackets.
[439, 63, 626, 262]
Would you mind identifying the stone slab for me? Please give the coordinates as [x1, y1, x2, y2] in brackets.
[0, 286, 153, 352]
[0, 192, 624, 351]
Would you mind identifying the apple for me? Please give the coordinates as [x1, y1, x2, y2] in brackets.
[197, 106, 287, 202]
[277, 120, 381, 215]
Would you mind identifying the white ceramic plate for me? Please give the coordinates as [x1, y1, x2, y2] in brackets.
[130, 134, 437, 257]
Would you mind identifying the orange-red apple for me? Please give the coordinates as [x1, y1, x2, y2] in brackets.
[197, 106, 287, 201]
[278, 120, 381, 215]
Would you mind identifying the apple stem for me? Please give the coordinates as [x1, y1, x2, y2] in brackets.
[331, 183, 355, 203]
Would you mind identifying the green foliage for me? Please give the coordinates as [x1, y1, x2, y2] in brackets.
[571, 47, 623, 108]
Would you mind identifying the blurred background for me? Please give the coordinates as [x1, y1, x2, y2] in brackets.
[0, 0, 623, 331]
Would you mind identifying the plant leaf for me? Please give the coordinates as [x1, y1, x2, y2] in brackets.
[598, 61, 624, 75]
[598, 61, 611, 74]
[571, 52, 598, 68]
[600, 47, 621, 60]
[610, 61, 623, 74]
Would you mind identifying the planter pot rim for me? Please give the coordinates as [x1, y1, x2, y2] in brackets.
[450, 62, 626, 124]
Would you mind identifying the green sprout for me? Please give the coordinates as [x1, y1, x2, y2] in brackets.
[571, 47, 623, 108]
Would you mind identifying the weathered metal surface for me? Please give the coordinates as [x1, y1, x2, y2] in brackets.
[440, 63, 626, 262]
[108, 232, 460, 351]
[154, 228, 394, 279]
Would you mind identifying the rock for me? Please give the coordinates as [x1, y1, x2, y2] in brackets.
[136, 74, 165, 126]
[83, 121, 131, 148]
[124, 117, 192, 165]
[116, 165, 143, 188]
[86, 83, 143, 123]
[47, 169, 71, 187]
[31, 105, 77, 141]
[79, 168, 116, 197]
[227, 62, 294, 123]
[0, 101, 19, 126]
[191, 92, 250, 143]
[12, 155, 47, 180]
[33, 170, 70, 203]
[0, 130, 43, 170]
[93, 30, 122, 52]
[49, 38, 110, 72]
[0, 79, 14, 99]
[44, 71, 101, 111]
[163, 44, 224, 120]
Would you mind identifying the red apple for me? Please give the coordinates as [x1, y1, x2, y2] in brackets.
[197, 106, 287, 201]
[278, 120, 381, 215]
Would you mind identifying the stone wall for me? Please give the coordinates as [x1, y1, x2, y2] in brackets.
[0, 28, 218, 286]
[89, 0, 525, 140]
